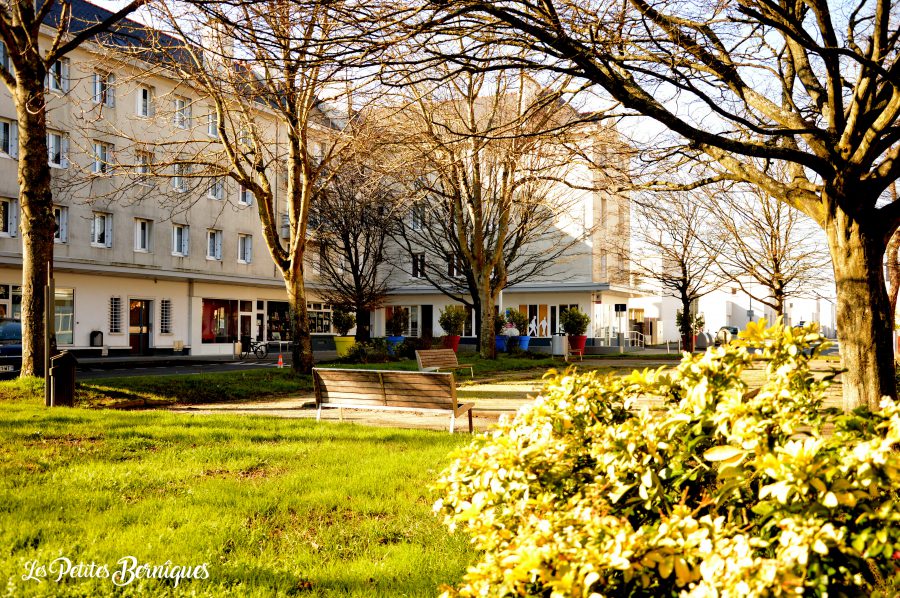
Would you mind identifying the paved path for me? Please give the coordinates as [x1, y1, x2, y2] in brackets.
[167, 357, 846, 433]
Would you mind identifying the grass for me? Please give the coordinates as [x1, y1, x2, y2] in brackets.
[0, 352, 683, 409]
[0, 370, 313, 408]
[0, 398, 473, 597]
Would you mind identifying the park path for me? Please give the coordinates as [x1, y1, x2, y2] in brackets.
[168, 357, 845, 433]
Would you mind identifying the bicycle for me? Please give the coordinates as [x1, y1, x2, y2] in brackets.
[240, 339, 269, 359]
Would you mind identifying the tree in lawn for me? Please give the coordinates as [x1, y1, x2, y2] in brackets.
[432, 0, 900, 408]
[631, 192, 721, 352]
[386, 63, 603, 359]
[706, 183, 831, 318]
[312, 123, 397, 342]
[147, 0, 374, 373]
[0, 0, 144, 376]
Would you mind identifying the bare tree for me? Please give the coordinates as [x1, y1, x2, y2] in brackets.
[312, 124, 397, 341]
[128, 0, 385, 374]
[0, 0, 144, 376]
[427, 0, 900, 409]
[631, 192, 721, 352]
[383, 65, 602, 358]
[706, 184, 831, 317]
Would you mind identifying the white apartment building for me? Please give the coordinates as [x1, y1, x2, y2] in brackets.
[0, 0, 339, 357]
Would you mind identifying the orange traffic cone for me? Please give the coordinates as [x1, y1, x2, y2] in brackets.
[277, 354, 283, 368]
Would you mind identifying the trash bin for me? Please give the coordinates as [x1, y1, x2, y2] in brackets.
[50, 351, 78, 407]
[551, 333, 566, 356]
[89, 330, 103, 347]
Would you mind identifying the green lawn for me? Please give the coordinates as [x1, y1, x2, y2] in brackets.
[0, 398, 473, 596]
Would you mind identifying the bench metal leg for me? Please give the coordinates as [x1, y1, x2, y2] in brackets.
[467, 409, 473, 433]
[450, 413, 455, 434]
[316, 405, 322, 422]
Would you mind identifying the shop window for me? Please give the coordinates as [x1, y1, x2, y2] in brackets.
[201, 299, 237, 343]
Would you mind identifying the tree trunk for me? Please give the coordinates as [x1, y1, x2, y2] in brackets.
[16, 75, 53, 377]
[887, 230, 900, 328]
[355, 308, 371, 342]
[477, 287, 496, 359]
[680, 295, 694, 352]
[285, 273, 314, 375]
[825, 206, 896, 411]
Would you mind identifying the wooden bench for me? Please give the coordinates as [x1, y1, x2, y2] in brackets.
[415, 349, 474, 378]
[312, 368, 475, 433]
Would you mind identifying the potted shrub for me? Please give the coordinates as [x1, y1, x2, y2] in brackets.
[385, 308, 409, 355]
[560, 307, 590, 355]
[506, 308, 531, 351]
[494, 312, 508, 352]
[331, 308, 356, 357]
[439, 305, 467, 352]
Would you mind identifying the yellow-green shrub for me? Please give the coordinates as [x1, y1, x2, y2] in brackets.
[434, 320, 900, 597]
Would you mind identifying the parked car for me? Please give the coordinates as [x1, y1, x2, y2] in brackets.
[0, 318, 22, 378]
[714, 326, 739, 347]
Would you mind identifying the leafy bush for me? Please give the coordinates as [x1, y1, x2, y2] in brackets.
[493, 312, 507, 335]
[387, 308, 409, 336]
[434, 320, 900, 597]
[505, 308, 529, 334]
[560, 307, 591, 336]
[344, 339, 390, 364]
[396, 336, 433, 360]
[331, 308, 356, 336]
[439, 305, 468, 336]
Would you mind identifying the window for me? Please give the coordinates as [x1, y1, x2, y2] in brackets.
[173, 163, 189, 192]
[134, 218, 151, 252]
[172, 224, 189, 256]
[0, 42, 12, 76]
[447, 253, 465, 278]
[307, 302, 333, 334]
[412, 252, 426, 278]
[92, 141, 113, 174]
[136, 150, 152, 184]
[206, 229, 222, 260]
[160, 299, 172, 335]
[237, 234, 252, 264]
[53, 206, 67, 243]
[394, 305, 420, 337]
[207, 177, 224, 200]
[92, 72, 115, 107]
[46, 59, 69, 93]
[410, 204, 426, 231]
[91, 212, 112, 247]
[238, 185, 253, 206]
[109, 296, 122, 333]
[136, 86, 153, 117]
[207, 108, 218, 138]
[0, 198, 18, 237]
[201, 298, 237, 343]
[173, 97, 190, 129]
[54, 289, 74, 345]
[0, 119, 17, 157]
[238, 127, 251, 147]
[47, 131, 67, 167]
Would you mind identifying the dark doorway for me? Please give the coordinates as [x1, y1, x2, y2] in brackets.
[129, 299, 152, 355]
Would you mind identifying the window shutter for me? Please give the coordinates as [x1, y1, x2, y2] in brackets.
[105, 215, 113, 247]
[61, 60, 69, 92]
[92, 73, 100, 103]
[58, 208, 67, 242]
[9, 122, 17, 159]
[60, 136, 68, 168]
[9, 200, 18, 237]
[215, 231, 222, 259]
[182, 227, 189, 256]
[107, 74, 115, 107]
[246, 236, 252, 263]
[90, 214, 96, 242]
